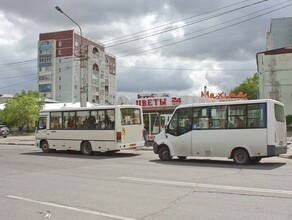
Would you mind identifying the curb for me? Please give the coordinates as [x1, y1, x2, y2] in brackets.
[0, 142, 34, 146]
[0, 142, 154, 151]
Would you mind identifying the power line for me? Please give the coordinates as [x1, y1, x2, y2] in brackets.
[116, 1, 292, 58]
[103, 0, 257, 45]
[0, 78, 36, 90]
[116, 1, 289, 56]
[105, 0, 268, 48]
[0, 73, 36, 80]
[0, 59, 36, 66]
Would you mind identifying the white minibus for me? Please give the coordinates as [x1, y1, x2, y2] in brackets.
[35, 105, 144, 155]
[153, 99, 287, 164]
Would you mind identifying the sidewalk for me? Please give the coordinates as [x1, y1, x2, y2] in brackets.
[0, 135, 35, 146]
[0, 135, 291, 158]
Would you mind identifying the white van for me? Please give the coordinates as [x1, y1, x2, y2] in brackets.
[153, 99, 287, 165]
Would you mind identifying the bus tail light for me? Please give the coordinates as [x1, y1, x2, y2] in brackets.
[116, 131, 122, 142]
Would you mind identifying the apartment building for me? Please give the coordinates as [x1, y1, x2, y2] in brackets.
[38, 30, 116, 104]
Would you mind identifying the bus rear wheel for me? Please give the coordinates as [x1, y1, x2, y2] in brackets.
[41, 141, 50, 153]
[81, 141, 92, 155]
[232, 148, 250, 165]
[158, 146, 172, 161]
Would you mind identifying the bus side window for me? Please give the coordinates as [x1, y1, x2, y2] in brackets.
[177, 108, 192, 135]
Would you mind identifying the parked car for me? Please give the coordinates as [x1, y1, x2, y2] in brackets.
[0, 125, 10, 138]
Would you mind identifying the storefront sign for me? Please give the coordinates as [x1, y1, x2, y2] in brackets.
[201, 91, 247, 99]
[136, 97, 182, 107]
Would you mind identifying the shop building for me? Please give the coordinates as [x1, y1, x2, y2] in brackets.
[135, 94, 212, 145]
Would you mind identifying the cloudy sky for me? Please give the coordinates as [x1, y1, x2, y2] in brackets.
[0, 0, 291, 100]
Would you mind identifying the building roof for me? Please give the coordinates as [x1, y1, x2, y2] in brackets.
[257, 47, 292, 56]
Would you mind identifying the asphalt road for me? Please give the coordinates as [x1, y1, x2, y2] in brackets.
[0, 144, 292, 220]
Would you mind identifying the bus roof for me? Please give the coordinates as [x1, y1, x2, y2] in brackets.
[39, 104, 142, 113]
[175, 99, 284, 109]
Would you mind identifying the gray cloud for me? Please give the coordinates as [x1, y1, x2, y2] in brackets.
[0, 0, 291, 97]
[117, 67, 193, 93]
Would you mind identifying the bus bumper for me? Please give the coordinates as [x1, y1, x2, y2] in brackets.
[267, 145, 287, 156]
[153, 142, 159, 154]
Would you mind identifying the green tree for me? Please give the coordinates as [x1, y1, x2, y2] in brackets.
[1, 90, 45, 133]
[230, 73, 258, 100]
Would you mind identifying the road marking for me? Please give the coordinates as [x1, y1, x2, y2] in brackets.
[6, 195, 136, 220]
[118, 176, 292, 196]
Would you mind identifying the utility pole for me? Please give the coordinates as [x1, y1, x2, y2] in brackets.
[55, 6, 87, 107]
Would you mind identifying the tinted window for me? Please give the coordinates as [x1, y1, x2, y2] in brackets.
[63, 111, 76, 129]
[76, 111, 90, 129]
[167, 108, 192, 136]
[247, 104, 266, 128]
[38, 117, 47, 130]
[275, 104, 285, 122]
[177, 108, 192, 135]
[228, 105, 246, 128]
[168, 111, 178, 136]
[50, 112, 62, 129]
[121, 108, 141, 125]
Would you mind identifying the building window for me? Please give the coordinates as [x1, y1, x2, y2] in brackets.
[39, 84, 51, 92]
[58, 41, 62, 47]
[59, 76, 62, 81]
[39, 58, 51, 63]
[39, 75, 52, 81]
[93, 47, 99, 54]
[59, 85, 62, 90]
[58, 50, 62, 55]
[45, 66, 52, 71]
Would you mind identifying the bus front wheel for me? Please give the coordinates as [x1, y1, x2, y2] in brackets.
[158, 146, 172, 161]
[81, 141, 92, 155]
[232, 148, 250, 165]
[41, 141, 50, 153]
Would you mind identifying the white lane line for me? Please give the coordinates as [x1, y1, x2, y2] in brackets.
[6, 195, 136, 220]
[118, 176, 292, 196]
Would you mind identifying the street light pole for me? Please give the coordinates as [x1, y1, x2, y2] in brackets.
[55, 6, 86, 107]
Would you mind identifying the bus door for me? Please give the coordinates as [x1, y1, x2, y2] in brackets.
[36, 114, 48, 140]
[167, 108, 192, 156]
[191, 105, 228, 157]
[274, 103, 287, 147]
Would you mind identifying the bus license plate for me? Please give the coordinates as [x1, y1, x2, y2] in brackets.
[130, 143, 136, 147]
